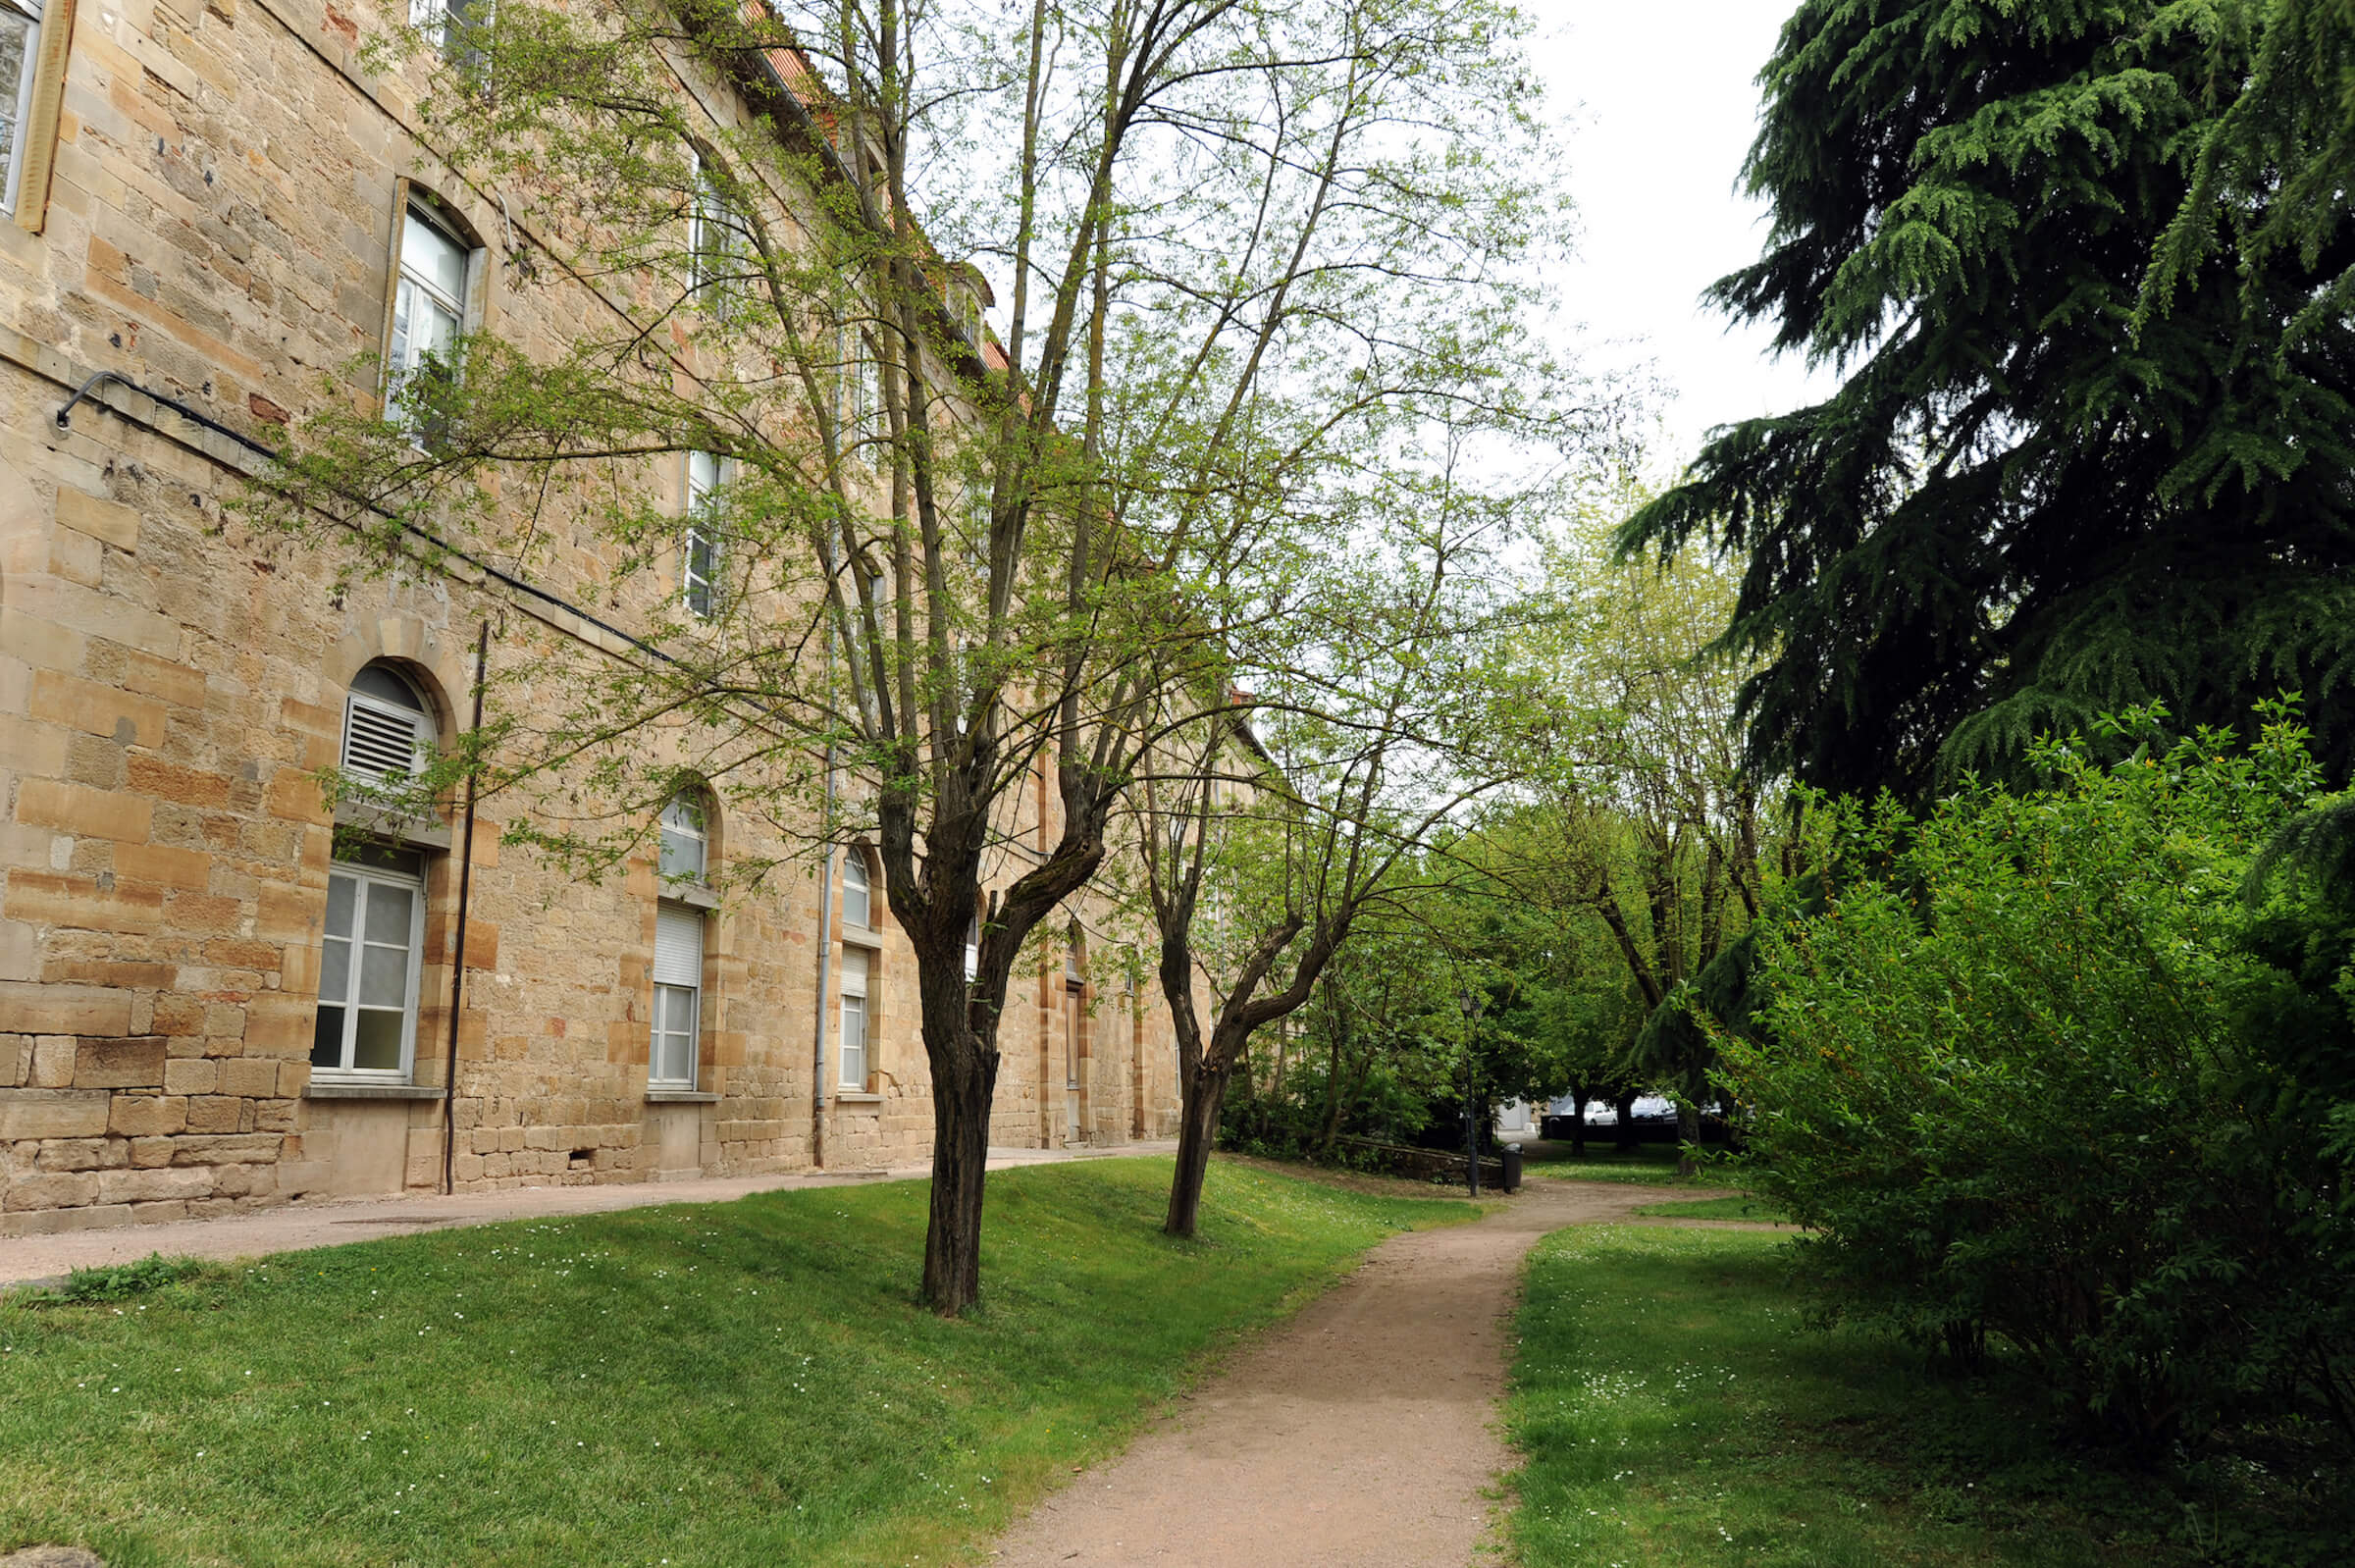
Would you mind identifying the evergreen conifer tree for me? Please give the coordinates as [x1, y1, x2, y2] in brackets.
[1625, 0, 2355, 797]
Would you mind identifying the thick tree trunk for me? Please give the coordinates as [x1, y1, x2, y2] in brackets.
[1613, 1089, 1639, 1152]
[1165, 1056, 1231, 1239]
[1676, 1097, 1701, 1178]
[920, 1040, 999, 1314]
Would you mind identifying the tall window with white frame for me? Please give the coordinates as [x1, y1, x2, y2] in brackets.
[839, 946, 869, 1092]
[650, 792, 708, 1091]
[387, 201, 469, 441]
[688, 152, 754, 314]
[313, 664, 438, 1082]
[683, 452, 723, 621]
[0, 0, 38, 217]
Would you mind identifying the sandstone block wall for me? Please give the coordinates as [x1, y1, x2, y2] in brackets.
[0, 0, 1183, 1233]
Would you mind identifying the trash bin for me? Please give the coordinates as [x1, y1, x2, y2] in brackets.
[1500, 1141, 1522, 1193]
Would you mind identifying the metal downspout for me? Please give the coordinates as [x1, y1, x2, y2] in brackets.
[442, 619, 490, 1195]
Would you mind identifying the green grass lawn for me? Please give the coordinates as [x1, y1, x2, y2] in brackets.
[1633, 1194, 1793, 1225]
[0, 1156, 1469, 1568]
[1506, 1226, 2202, 1567]
[1519, 1141, 1739, 1186]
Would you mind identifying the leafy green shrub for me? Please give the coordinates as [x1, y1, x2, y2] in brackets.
[1725, 705, 2354, 1454]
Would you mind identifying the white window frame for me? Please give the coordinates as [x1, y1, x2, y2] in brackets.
[839, 943, 871, 1090]
[0, 0, 38, 217]
[842, 848, 871, 930]
[684, 451, 724, 620]
[387, 201, 471, 441]
[651, 901, 704, 1091]
[688, 150, 753, 312]
[312, 861, 428, 1083]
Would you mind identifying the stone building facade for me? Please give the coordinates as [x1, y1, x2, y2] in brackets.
[0, 0, 1183, 1235]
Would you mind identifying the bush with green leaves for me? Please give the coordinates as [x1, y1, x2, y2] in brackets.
[1725, 704, 2355, 1454]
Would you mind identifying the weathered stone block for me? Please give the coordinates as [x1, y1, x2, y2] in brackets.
[97, 1165, 217, 1204]
[15, 778, 153, 845]
[210, 1163, 277, 1198]
[216, 1058, 280, 1098]
[107, 1095, 187, 1136]
[152, 994, 207, 1036]
[129, 1137, 177, 1169]
[30, 1036, 74, 1088]
[34, 1137, 127, 1172]
[183, 1096, 247, 1133]
[1, 983, 135, 1038]
[0, 1090, 112, 1139]
[72, 1035, 168, 1089]
[3, 1170, 99, 1210]
[163, 1058, 218, 1095]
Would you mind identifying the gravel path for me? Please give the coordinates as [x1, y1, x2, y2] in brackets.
[984, 1176, 1684, 1568]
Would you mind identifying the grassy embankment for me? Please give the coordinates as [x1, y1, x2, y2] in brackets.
[1507, 1227, 2215, 1567]
[0, 1156, 1469, 1568]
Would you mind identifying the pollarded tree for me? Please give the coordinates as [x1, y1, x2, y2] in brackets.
[246, 0, 1576, 1310]
[1624, 0, 2355, 800]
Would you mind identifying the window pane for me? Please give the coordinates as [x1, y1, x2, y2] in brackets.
[312, 1005, 346, 1069]
[840, 995, 865, 1086]
[839, 945, 866, 995]
[659, 825, 705, 882]
[658, 796, 706, 881]
[366, 881, 414, 942]
[842, 856, 869, 928]
[326, 874, 357, 938]
[352, 1009, 404, 1071]
[402, 209, 468, 301]
[359, 941, 410, 1009]
[320, 934, 351, 1004]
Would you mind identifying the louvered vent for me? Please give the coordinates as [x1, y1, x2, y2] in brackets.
[343, 698, 424, 784]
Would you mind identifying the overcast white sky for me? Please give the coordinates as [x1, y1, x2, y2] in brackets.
[1524, 0, 1835, 469]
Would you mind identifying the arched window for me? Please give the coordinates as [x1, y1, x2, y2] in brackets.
[342, 662, 437, 787]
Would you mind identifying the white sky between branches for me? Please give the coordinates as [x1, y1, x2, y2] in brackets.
[1526, 0, 1837, 473]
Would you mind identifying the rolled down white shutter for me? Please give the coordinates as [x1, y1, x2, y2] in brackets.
[654, 905, 705, 987]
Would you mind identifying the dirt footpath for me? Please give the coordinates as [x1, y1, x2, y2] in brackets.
[984, 1176, 1674, 1568]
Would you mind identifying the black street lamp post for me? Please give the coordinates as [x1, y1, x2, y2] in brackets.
[1461, 986, 1481, 1198]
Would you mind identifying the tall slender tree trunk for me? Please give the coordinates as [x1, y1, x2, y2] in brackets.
[1675, 1097, 1701, 1178]
[1569, 1087, 1589, 1157]
[1613, 1089, 1639, 1152]
[1165, 1054, 1231, 1238]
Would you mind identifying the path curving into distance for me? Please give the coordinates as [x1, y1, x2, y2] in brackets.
[983, 1175, 1688, 1568]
